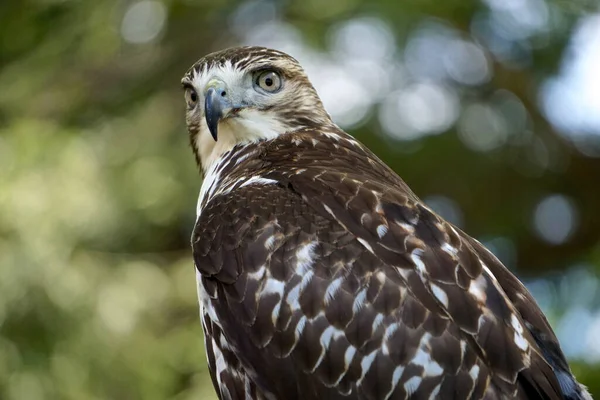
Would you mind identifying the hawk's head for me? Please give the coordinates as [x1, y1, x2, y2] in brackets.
[181, 46, 333, 170]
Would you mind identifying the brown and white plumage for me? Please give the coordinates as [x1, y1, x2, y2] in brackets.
[181, 46, 591, 400]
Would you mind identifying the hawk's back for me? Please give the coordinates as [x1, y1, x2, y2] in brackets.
[193, 126, 589, 400]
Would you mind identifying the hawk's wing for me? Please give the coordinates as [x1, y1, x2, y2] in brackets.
[192, 133, 577, 400]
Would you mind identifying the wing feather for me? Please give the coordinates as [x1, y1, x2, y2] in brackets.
[192, 129, 586, 399]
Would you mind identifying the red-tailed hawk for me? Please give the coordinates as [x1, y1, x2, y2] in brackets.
[181, 46, 591, 400]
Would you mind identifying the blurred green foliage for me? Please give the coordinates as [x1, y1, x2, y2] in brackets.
[1, 0, 599, 399]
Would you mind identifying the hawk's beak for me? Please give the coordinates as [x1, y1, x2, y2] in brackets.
[204, 80, 232, 142]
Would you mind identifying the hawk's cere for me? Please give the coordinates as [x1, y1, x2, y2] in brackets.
[181, 46, 591, 400]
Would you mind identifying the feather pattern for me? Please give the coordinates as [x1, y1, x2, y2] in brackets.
[192, 127, 590, 400]
[184, 46, 591, 400]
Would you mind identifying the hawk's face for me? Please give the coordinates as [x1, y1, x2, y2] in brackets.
[182, 46, 332, 170]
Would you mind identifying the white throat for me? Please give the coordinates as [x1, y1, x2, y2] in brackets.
[196, 111, 289, 172]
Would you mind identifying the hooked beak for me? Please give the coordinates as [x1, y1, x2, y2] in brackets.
[204, 80, 233, 142]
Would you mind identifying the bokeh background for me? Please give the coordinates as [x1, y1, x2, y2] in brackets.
[1, 0, 600, 398]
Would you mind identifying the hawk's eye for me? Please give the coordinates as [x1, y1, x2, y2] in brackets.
[255, 71, 282, 92]
[184, 87, 198, 107]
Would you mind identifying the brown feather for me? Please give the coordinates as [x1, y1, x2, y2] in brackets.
[187, 47, 591, 400]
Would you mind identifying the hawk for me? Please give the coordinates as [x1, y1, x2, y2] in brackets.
[181, 46, 591, 400]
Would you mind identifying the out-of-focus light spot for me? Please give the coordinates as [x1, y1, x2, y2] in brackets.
[314, 63, 371, 128]
[126, 156, 179, 212]
[379, 83, 459, 141]
[124, 261, 170, 306]
[470, 13, 532, 67]
[329, 17, 395, 63]
[533, 194, 578, 245]
[404, 21, 492, 85]
[404, 22, 456, 81]
[47, 267, 89, 312]
[123, 154, 182, 226]
[585, 312, 600, 363]
[492, 90, 528, 137]
[423, 195, 464, 228]
[51, 354, 88, 393]
[7, 372, 44, 400]
[531, 136, 550, 170]
[556, 306, 592, 359]
[482, 236, 517, 269]
[327, 17, 397, 105]
[298, 0, 359, 20]
[512, 136, 560, 178]
[525, 278, 556, 315]
[443, 39, 491, 86]
[458, 102, 508, 152]
[558, 266, 598, 309]
[230, 0, 278, 38]
[97, 281, 143, 335]
[483, 0, 549, 40]
[121, 1, 167, 44]
[0, 136, 14, 172]
[244, 21, 304, 56]
[541, 14, 600, 151]
[342, 59, 394, 103]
